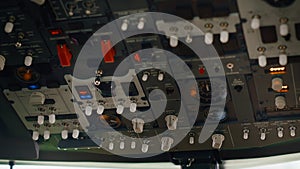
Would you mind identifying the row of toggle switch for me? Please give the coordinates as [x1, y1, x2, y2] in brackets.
[251, 15, 290, 37]
[0, 54, 33, 72]
[37, 114, 56, 125]
[168, 26, 230, 47]
[121, 17, 146, 31]
[257, 46, 288, 67]
[141, 71, 164, 82]
[242, 126, 296, 140]
[32, 128, 80, 141]
[107, 136, 174, 153]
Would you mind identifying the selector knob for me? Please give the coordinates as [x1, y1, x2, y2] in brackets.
[0, 55, 5, 71]
[169, 35, 178, 47]
[132, 118, 144, 133]
[165, 115, 178, 130]
[272, 77, 283, 91]
[43, 130, 50, 140]
[161, 136, 174, 152]
[212, 134, 225, 149]
[275, 96, 286, 109]
[277, 127, 284, 138]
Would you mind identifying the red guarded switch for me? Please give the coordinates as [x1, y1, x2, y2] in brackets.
[57, 44, 72, 67]
[101, 40, 116, 63]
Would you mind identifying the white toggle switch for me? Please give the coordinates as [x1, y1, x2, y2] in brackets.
[260, 129, 266, 141]
[277, 127, 284, 138]
[142, 73, 149, 81]
[131, 141, 136, 149]
[251, 16, 260, 30]
[161, 136, 174, 152]
[220, 30, 229, 43]
[212, 134, 225, 149]
[85, 105, 93, 116]
[97, 105, 104, 115]
[121, 19, 129, 31]
[120, 141, 125, 150]
[116, 105, 124, 114]
[258, 55, 267, 67]
[130, 102, 137, 113]
[137, 17, 145, 30]
[158, 72, 164, 81]
[279, 54, 288, 66]
[72, 129, 79, 139]
[272, 77, 283, 91]
[109, 142, 114, 150]
[141, 143, 149, 153]
[32, 131, 39, 141]
[29, 92, 45, 105]
[185, 34, 192, 43]
[4, 22, 14, 33]
[61, 129, 68, 140]
[189, 136, 195, 144]
[204, 32, 213, 45]
[37, 115, 44, 125]
[132, 118, 144, 133]
[243, 129, 249, 140]
[165, 115, 178, 130]
[275, 96, 286, 109]
[49, 113, 56, 124]
[24, 55, 33, 66]
[0, 55, 6, 71]
[43, 130, 50, 140]
[280, 23, 289, 36]
[169, 35, 178, 47]
[290, 126, 296, 137]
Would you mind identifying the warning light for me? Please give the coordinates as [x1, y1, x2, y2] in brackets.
[199, 67, 205, 75]
[49, 29, 62, 36]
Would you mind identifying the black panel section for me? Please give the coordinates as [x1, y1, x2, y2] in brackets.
[260, 26, 278, 43]
[295, 23, 300, 41]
